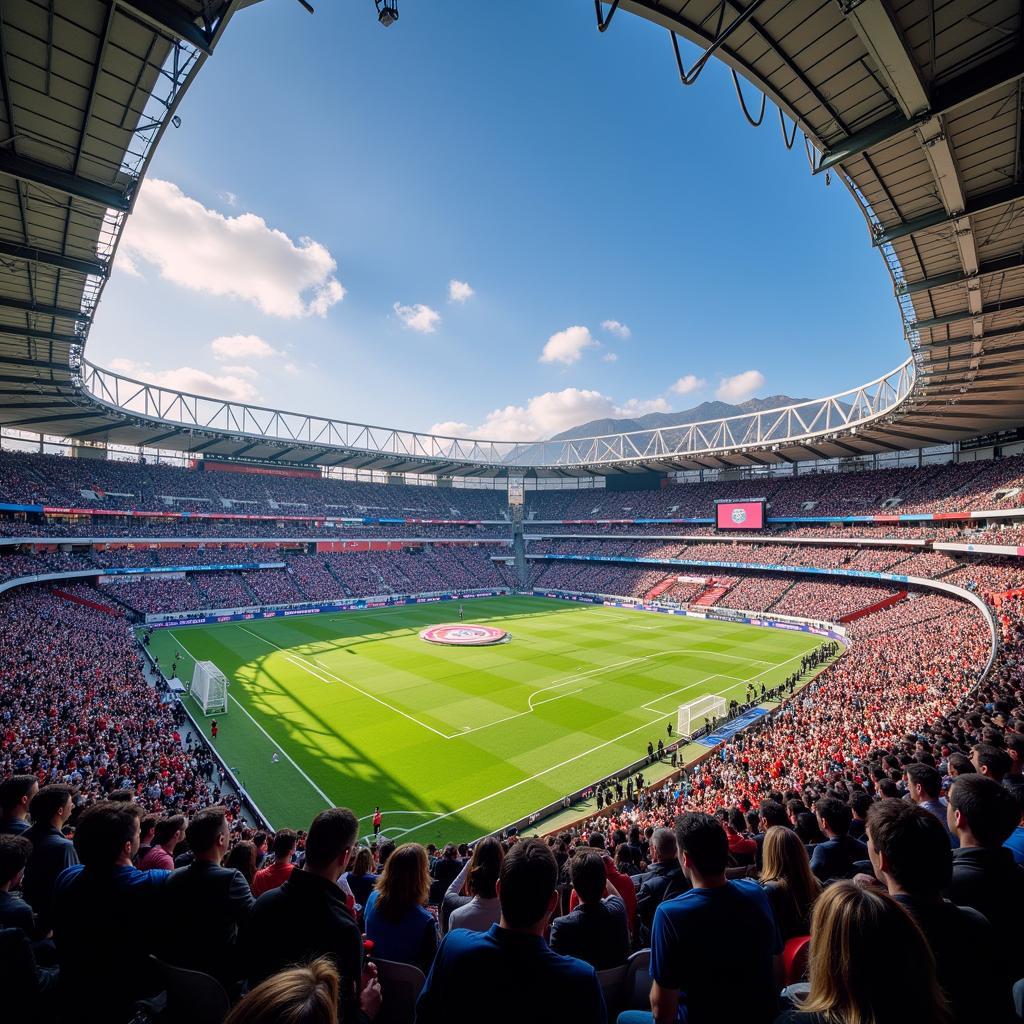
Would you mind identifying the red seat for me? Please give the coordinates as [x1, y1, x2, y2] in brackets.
[782, 935, 811, 986]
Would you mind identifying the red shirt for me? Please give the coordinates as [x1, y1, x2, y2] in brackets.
[252, 859, 295, 897]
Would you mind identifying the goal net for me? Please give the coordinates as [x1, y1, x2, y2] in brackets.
[191, 660, 228, 716]
[677, 694, 727, 738]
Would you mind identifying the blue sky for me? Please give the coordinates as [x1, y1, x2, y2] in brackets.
[90, 0, 903, 441]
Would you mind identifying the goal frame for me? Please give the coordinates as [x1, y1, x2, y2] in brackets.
[677, 694, 727, 738]
[191, 660, 228, 716]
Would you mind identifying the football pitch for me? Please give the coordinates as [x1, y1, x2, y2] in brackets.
[144, 596, 828, 843]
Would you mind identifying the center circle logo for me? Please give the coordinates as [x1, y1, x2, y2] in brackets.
[731, 507, 747, 524]
[420, 623, 509, 646]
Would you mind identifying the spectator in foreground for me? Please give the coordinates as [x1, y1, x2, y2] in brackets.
[0, 776, 38, 837]
[905, 764, 956, 847]
[809, 798, 868, 882]
[139, 814, 186, 872]
[776, 881, 949, 1024]
[444, 835, 503, 934]
[550, 847, 630, 970]
[759, 825, 821, 941]
[242, 807, 380, 1022]
[224, 957, 339, 1024]
[225, 840, 258, 887]
[417, 838, 606, 1023]
[364, 842, 438, 974]
[0, 834, 34, 932]
[1005, 789, 1024, 865]
[52, 801, 169, 1022]
[160, 806, 255, 990]
[622, 813, 780, 1024]
[863, 799, 1002, 1022]
[634, 827, 687, 944]
[21, 784, 77, 932]
[252, 829, 297, 896]
[345, 845, 377, 910]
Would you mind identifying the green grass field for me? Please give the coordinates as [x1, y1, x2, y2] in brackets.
[145, 596, 826, 844]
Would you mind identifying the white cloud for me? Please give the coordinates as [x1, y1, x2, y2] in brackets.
[210, 334, 281, 361]
[283, 362, 300, 375]
[219, 190, 239, 207]
[118, 178, 345, 318]
[108, 358, 259, 403]
[393, 302, 441, 334]
[429, 387, 667, 441]
[114, 250, 142, 278]
[540, 325, 597, 366]
[602, 352, 619, 363]
[671, 374, 706, 396]
[601, 319, 631, 339]
[715, 369, 765, 403]
[220, 364, 259, 378]
[448, 279, 474, 303]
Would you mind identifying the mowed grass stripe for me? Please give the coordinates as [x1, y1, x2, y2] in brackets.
[147, 597, 824, 841]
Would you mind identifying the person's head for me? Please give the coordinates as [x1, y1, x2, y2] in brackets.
[223, 957, 339, 1024]
[801, 882, 948, 1024]
[945, 752, 975, 778]
[304, 808, 359, 879]
[970, 744, 1011, 782]
[375, 838, 395, 869]
[946, 775, 1019, 848]
[186, 806, 229, 863]
[465, 836, 503, 899]
[650, 827, 677, 865]
[570, 848, 607, 905]
[225, 841, 258, 883]
[760, 825, 820, 906]
[29, 784, 74, 828]
[815, 797, 851, 838]
[349, 846, 374, 877]
[674, 813, 728, 883]
[866, 799, 951, 898]
[139, 815, 157, 846]
[0, 834, 32, 890]
[904, 763, 942, 803]
[1005, 733, 1024, 776]
[372, 843, 429, 921]
[74, 801, 142, 868]
[496, 837, 558, 932]
[586, 831, 606, 851]
[271, 829, 297, 862]
[877, 778, 899, 799]
[0, 775, 39, 821]
[850, 790, 871, 821]
[758, 799, 788, 831]
[154, 814, 187, 851]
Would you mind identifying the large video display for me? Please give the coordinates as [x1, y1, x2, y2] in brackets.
[716, 499, 766, 531]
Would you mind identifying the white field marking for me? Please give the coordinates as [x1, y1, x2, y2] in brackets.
[356, 810, 435, 822]
[533, 688, 583, 706]
[236, 623, 451, 740]
[167, 631, 335, 809]
[391, 673, 757, 839]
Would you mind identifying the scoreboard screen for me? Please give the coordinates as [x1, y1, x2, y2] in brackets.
[716, 499, 766, 531]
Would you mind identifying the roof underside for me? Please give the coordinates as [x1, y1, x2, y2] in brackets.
[0, 0, 1022, 476]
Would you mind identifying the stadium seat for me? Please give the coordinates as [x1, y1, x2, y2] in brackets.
[596, 963, 629, 1013]
[375, 958, 426, 1024]
[623, 948, 652, 1009]
[148, 956, 230, 1024]
[781, 935, 811, 986]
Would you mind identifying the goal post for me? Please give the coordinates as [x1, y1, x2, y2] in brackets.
[191, 660, 228, 716]
[677, 694, 727, 738]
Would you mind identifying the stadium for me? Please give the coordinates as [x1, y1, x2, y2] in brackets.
[0, 1, 1022, 1023]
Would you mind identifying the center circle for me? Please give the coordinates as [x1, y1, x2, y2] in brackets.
[420, 624, 509, 646]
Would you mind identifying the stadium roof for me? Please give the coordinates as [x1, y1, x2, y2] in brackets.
[1, 0, 1022, 476]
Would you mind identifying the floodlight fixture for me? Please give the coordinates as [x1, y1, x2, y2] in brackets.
[376, 1, 399, 26]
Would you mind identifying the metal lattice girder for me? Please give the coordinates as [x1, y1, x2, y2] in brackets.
[0, 239, 107, 278]
[0, 150, 132, 211]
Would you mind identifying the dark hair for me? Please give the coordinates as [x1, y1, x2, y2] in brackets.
[948, 775, 1019, 847]
[140, 815, 157, 840]
[0, 834, 32, 886]
[570, 849, 607, 904]
[816, 797, 852, 837]
[759, 799, 788, 828]
[465, 836, 503, 899]
[877, 778, 899, 798]
[225, 841, 258, 884]
[272, 829, 297, 859]
[186, 806, 228, 854]
[305, 808, 358, 870]
[29, 784, 73, 824]
[376, 838, 396, 868]
[905, 763, 942, 799]
[498, 838, 557, 929]
[850, 791, 871, 818]
[972, 744, 1011, 781]
[866, 800, 951, 895]
[154, 814, 186, 847]
[74, 801, 141, 867]
[586, 831, 606, 850]
[675, 813, 728, 877]
[0, 775, 37, 815]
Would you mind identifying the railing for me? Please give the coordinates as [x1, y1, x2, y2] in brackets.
[77, 358, 917, 469]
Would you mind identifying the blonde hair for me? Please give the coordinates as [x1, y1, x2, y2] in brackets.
[801, 881, 950, 1024]
[224, 958, 339, 1024]
[373, 842, 430, 922]
[759, 825, 821, 924]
